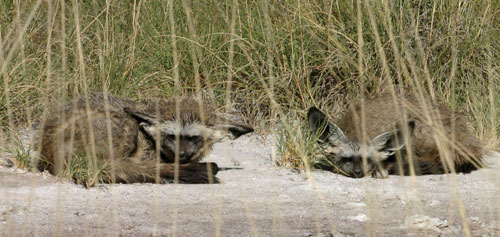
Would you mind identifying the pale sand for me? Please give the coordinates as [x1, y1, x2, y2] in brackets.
[1, 134, 499, 236]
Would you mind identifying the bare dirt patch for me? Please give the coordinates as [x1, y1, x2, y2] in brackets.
[1, 135, 499, 236]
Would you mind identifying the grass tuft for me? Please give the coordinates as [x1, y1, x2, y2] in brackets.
[63, 153, 109, 188]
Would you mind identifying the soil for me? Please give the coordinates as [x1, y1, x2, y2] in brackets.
[1, 134, 499, 236]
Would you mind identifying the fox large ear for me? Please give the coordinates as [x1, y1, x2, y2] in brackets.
[124, 107, 158, 125]
[371, 121, 415, 153]
[124, 107, 162, 138]
[307, 107, 346, 145]
[213, 121, 254, 140]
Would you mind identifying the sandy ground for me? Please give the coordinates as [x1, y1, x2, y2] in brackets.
[1, 134, 500, 236]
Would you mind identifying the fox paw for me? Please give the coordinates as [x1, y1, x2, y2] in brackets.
[372, 168, 389, 179]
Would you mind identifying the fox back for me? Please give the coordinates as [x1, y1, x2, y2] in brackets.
[308, 93, 485, 178]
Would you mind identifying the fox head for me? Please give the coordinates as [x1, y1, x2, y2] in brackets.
[125, 106, 254, 164]
[307, 107, 414, 178]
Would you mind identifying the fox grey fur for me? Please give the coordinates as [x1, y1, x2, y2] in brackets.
[308, 93, 485, 178]
[36, 92, 254, 184]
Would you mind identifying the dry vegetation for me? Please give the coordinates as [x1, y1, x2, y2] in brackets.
[0, 0, 498, 176]
[0, 2, 500, 236]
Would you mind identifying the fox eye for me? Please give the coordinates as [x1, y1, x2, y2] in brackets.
[339, 156, 352, 162]
[187, 136, 202, 143]
[166, 134, 176, 140]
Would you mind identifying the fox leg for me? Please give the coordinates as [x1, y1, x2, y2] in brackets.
[110, 160, 219, 184]
[161, 162, 220, 184]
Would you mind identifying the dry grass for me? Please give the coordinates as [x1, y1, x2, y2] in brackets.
[0, 1, 498, 133]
